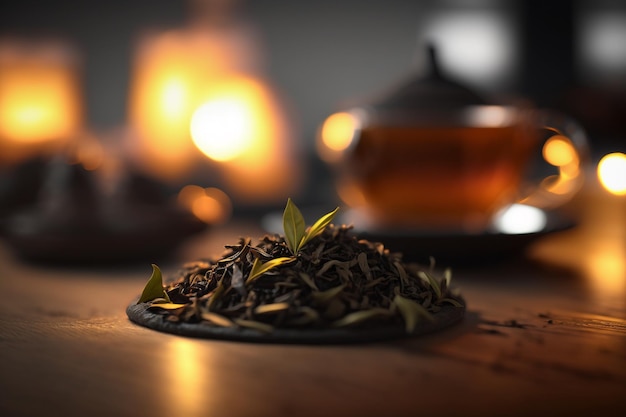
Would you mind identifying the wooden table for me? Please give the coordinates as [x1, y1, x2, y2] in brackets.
[1, 180, 625, 417]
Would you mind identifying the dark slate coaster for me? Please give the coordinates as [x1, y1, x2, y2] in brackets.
[126, 301, 465, 344]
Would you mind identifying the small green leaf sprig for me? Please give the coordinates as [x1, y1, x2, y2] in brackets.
[283, 198, 339, 256]
[246, 199, 339, 283]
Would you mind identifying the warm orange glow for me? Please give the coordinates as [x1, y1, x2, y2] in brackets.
[190, 98, 253, 162]
[542, 135, 578, 167]
[165, 338, 211, 416]
[178, 185, 232, 224]
[318, 112, 358, 163]
[583, 239, 626, 306]
[0, 40, 81, 163]
[321, 112, 357, 151]
[190, 75, 299, 203]
[519, 134, 584, 208]
[128, 28, 300, 200]
[598, 152, 626, 196]
[336, 180, 367, 208]
[128, 29, 250, 181]
[66, 132, 105, 171]
[550, 175, 580, 195]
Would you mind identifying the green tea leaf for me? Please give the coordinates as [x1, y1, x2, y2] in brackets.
[148, 302, 187, 310]
[246, 257, 294, 284]
[297, 206, 339, 253]
[149, 297, 170, 304]
[231, 264, 246, 297]
[443, 268, 452, 287]
[331, 308, 391, 328]
[298, 272, 319, 291]
[311, 284, 345, 304]
[201, 311, 235, 327]
[417, 270, 442, 300]
[357, 252, 372, 280]
[234, 319, 274, 333]
[137, 264, 171, 304]
[283, 198, 306, 254]
[393, 261, 408, 285]
[207, 279, 225, 311]
[287, 306, 319, 325]
[254, 302, 290, 315]
[394, 294, 433, 333]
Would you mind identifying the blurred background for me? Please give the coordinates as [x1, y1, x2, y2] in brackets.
[0, 0, 625, 263]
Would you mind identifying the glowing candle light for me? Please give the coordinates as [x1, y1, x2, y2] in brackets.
[127, 18, 263, 181]
[190, 98, 254, 162]
[0, 39, 82, 165]
[598, 152, 626, 196]
[542, 135, 578, 168]
[177, 184, 232, 224]
[190, 75, 299, 203]
[127, 26, 300, 203]
[127, 30, 216, 181]
[317, 111, 359, 163]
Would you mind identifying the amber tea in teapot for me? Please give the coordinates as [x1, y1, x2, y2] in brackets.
[346, 108, 540, 230]
[319, 47, 587, 231]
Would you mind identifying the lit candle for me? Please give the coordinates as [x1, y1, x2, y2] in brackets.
[128, 27, 301, 203]
[127, 26, 259, 182]
[190, 75, 300, 204]
[0, 38, 82, 165]
[598, 152, 626, 196]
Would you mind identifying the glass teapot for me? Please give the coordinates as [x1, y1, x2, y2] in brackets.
[318, 46, 589, 231]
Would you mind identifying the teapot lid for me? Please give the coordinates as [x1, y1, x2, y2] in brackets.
[371, 44, 487, 110]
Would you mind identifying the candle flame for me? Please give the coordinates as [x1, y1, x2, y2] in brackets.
[127, 29, 237, 180]
[128, 28, 300, 201]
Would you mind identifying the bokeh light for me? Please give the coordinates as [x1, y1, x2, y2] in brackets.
[598, 152, 626, 195]
[317, 111, 359, 163]
[492, 204, 547, 234]
[190, 98, 252, 162]
[542, 135, 578, 167]
[178, 185, 232, 224]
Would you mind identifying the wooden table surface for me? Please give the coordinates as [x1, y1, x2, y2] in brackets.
[1, 180, 625, 417]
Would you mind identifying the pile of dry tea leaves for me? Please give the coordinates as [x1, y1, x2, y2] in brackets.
[134, 201, 464, 335]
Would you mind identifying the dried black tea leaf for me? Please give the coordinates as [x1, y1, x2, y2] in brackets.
[136, 224, 464, 335]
